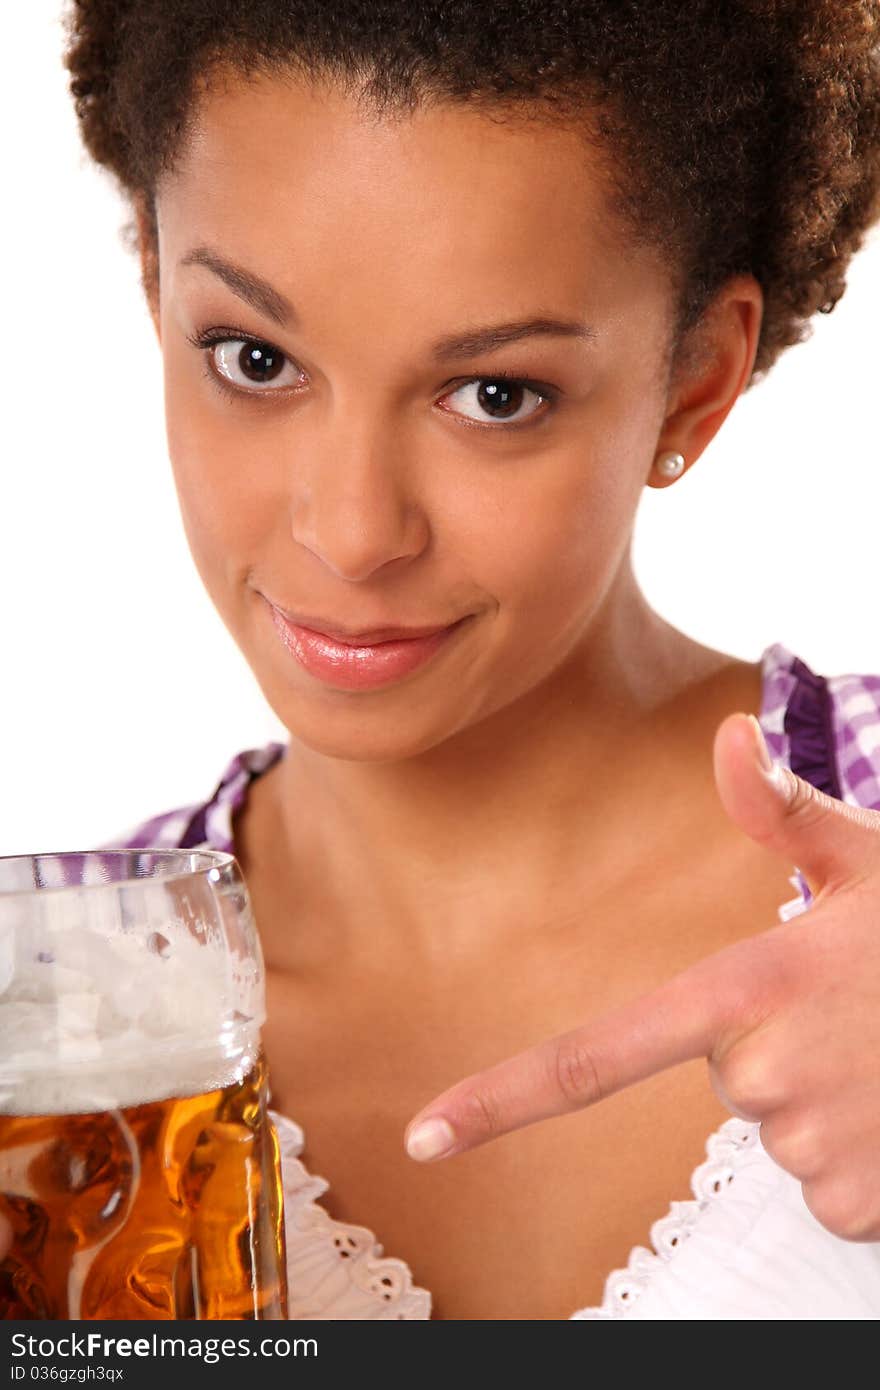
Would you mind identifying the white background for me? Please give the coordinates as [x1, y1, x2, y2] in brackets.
[3, 3, 879, 854]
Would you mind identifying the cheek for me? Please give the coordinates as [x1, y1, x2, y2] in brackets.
[162, 351, 279, 597]
[470, 431, 644, 635]
[454, 378, 656, 692]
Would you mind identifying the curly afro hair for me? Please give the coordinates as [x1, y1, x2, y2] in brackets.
[63, 0, 880, 387]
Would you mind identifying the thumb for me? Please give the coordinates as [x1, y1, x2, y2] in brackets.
[714, 711, 880, 899]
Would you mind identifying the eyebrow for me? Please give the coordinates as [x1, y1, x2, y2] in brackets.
[180, 247, 296, 327]
[179, 246, 599, 356]
[429, 317, 598, 360]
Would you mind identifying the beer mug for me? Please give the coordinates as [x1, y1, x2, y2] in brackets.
[0, 849, 288, 1319]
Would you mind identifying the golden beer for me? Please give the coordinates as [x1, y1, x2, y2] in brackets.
[0, 849, 289, 1321]
[0, 1053, 286, 1319]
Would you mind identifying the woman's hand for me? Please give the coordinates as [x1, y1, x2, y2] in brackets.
[403, 712, 880, 1242]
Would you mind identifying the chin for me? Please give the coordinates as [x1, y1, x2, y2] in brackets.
[272, 699, 468, 763]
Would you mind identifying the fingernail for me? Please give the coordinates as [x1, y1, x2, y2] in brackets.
[746, 713, 773, 773]
[747, 713, 790, 797]
[405, 1116, 456, 1162]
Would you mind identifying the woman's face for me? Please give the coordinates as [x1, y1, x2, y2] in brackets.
[148, 71, 689, 760]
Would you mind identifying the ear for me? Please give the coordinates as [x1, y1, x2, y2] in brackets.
[649, 273, 763, 484]
[132, 192, 162, 343]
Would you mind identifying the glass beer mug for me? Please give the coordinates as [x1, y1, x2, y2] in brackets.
[0, 849, 287, 1319]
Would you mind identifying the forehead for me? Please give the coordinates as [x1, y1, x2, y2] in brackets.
[158, 69, 667, 330]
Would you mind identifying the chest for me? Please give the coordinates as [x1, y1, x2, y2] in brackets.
[259, 845, 798, 1320]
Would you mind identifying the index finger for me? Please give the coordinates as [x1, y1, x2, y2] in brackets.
[403, 928, 785, 1161]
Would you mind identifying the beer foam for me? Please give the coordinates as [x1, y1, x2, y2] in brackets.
[0, 913, 262, 1115]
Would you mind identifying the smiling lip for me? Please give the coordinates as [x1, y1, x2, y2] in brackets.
[272, 608, 455, 646]
[264, 600, 471, 691]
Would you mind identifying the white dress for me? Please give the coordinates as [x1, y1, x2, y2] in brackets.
[111, 642, 880, 1319]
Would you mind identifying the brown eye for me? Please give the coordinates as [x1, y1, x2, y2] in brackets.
[441, 376, 552, 427]
[476, 379, 527, 418]
[235, 341, 285, 382]
[210, 338, 302, 392]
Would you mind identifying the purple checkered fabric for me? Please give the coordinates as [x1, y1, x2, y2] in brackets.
[828, 670, 880, 808]
[104, 643, 880, 910]
[106, 741, 286, 856]
[757, 648, 880, 807]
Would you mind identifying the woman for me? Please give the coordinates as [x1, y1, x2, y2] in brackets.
[65, 0, 880, 1317]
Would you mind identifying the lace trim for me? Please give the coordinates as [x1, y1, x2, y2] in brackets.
[568, 1117, 762, 1319]
[568, 874, 811, 1320]
[270, 1111, 432, 1320]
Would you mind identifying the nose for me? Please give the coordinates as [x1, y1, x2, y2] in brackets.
[289, 406, 429, 582]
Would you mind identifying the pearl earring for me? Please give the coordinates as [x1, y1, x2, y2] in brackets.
[655, 450, 685, 481]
